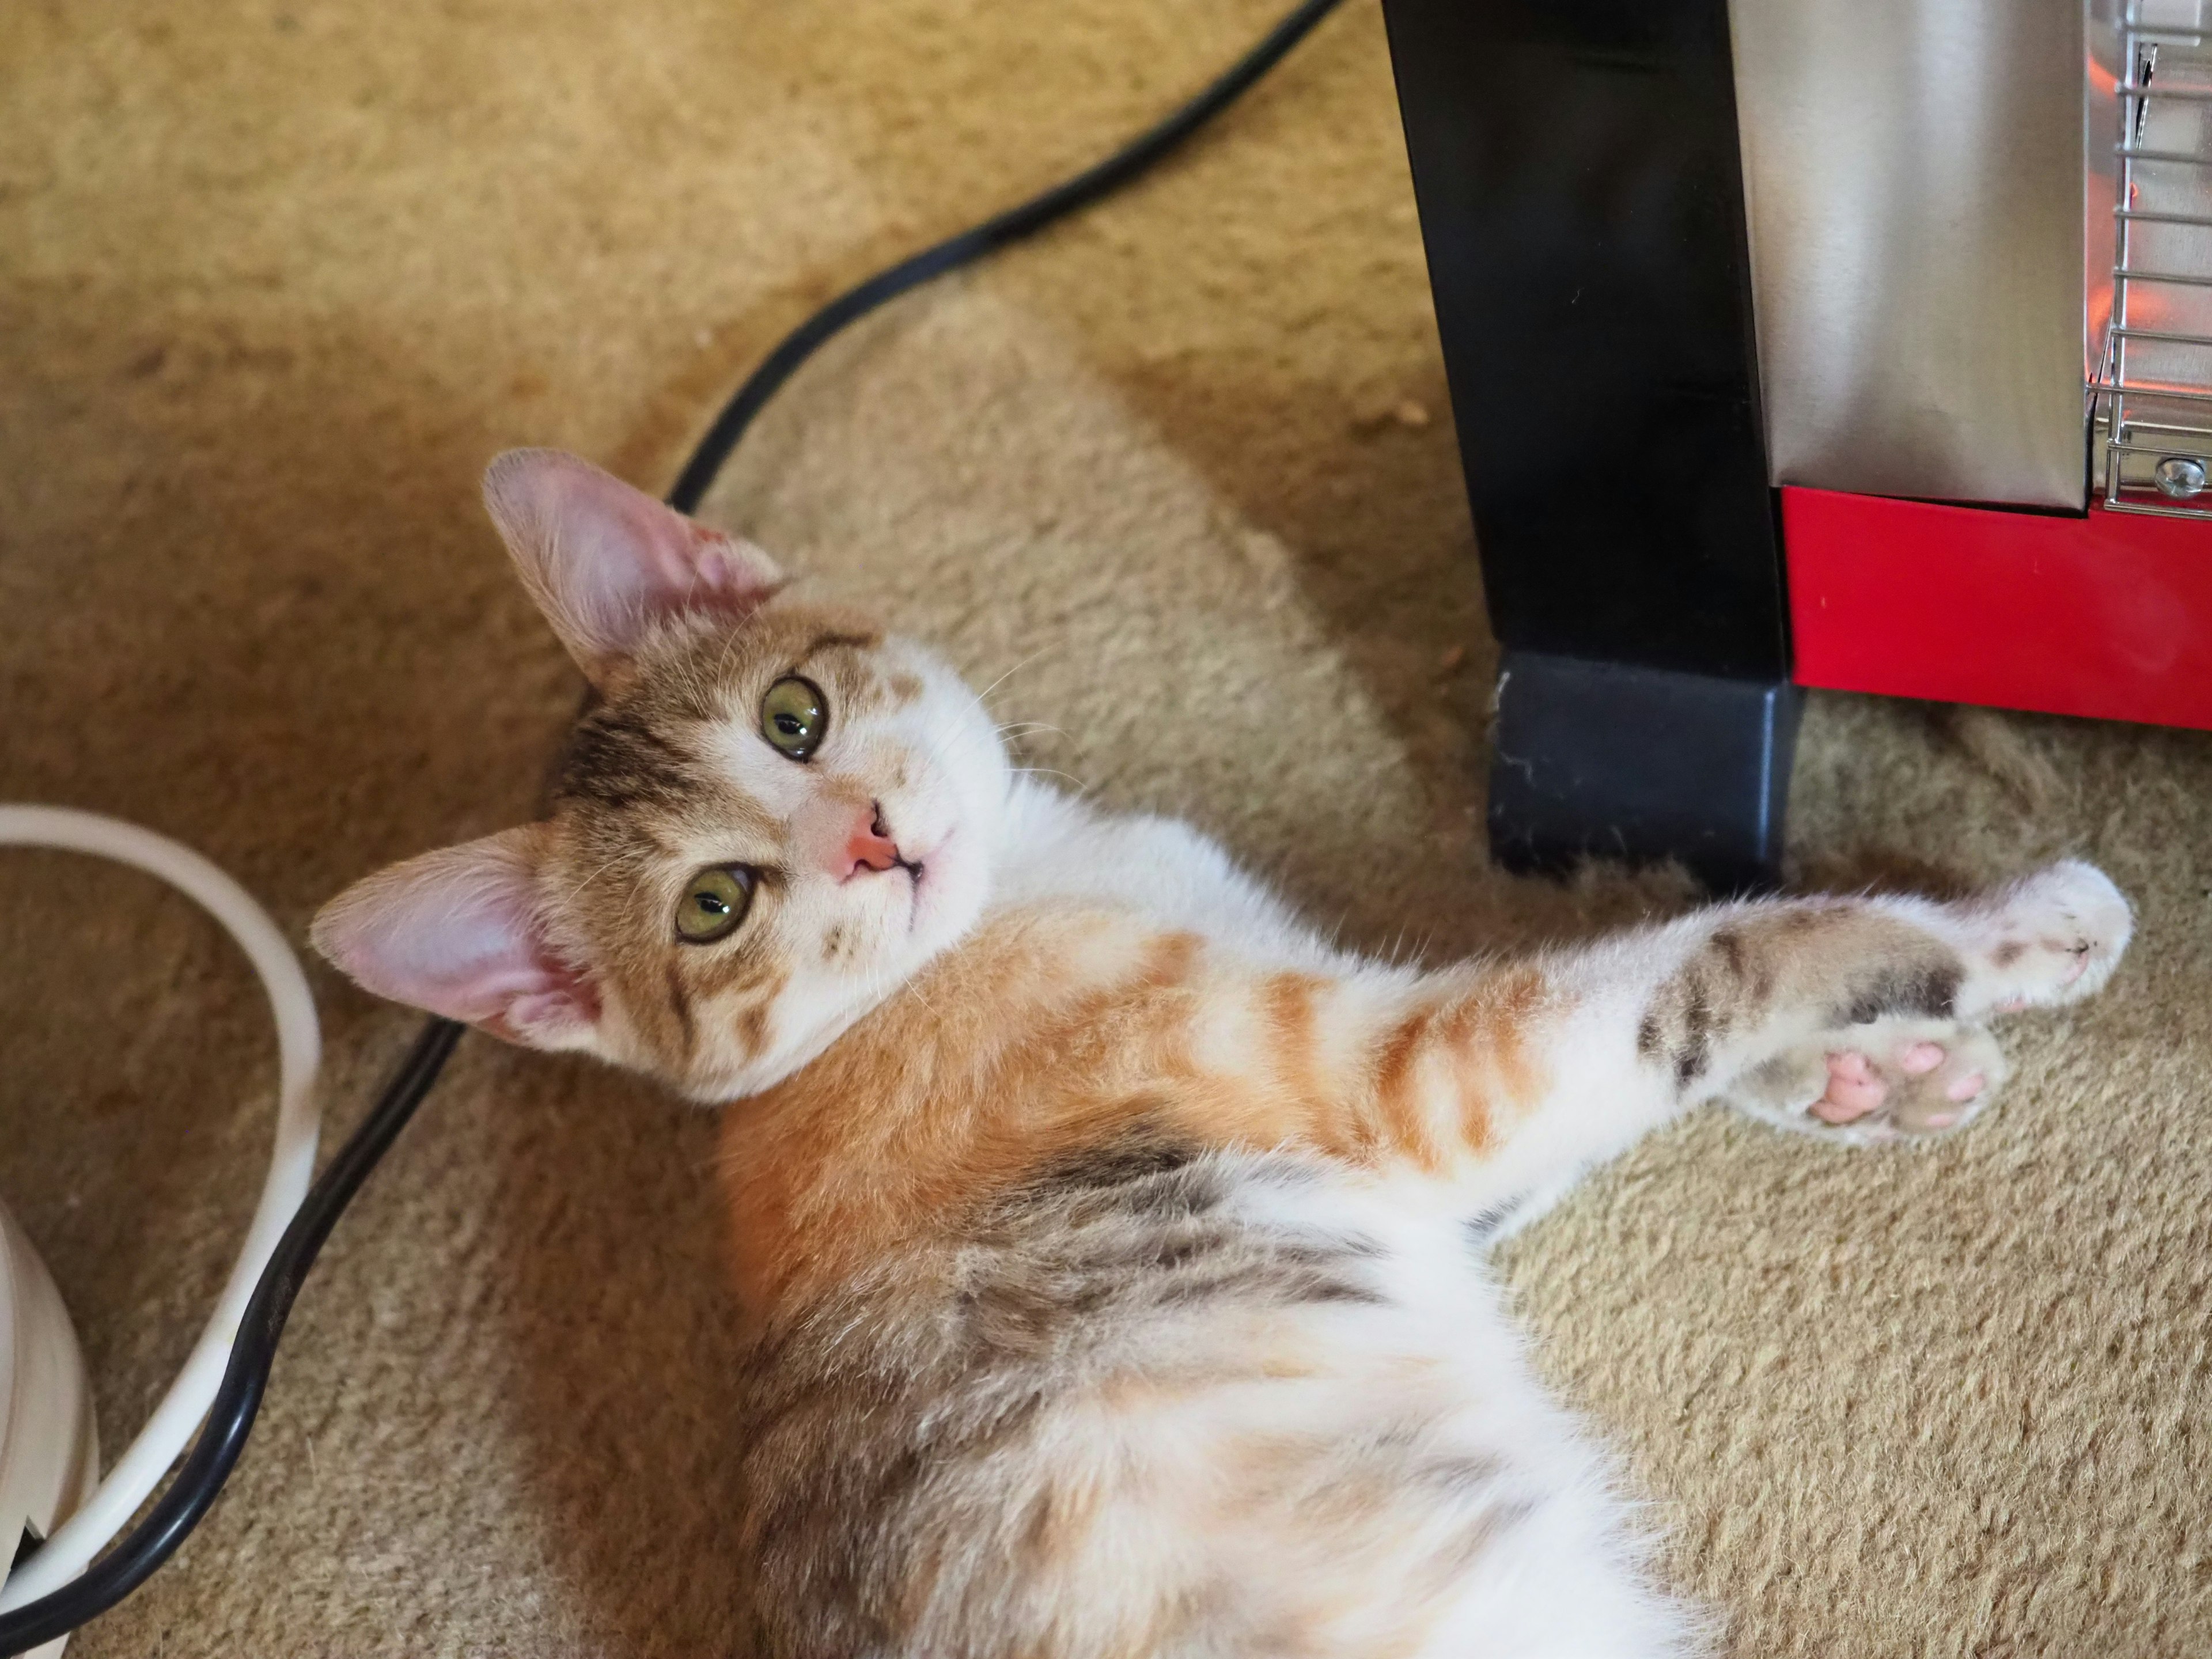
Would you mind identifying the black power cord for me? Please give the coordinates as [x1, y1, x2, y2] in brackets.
[671, 0, 1348, 517]
[0, 0, 1347, 1648]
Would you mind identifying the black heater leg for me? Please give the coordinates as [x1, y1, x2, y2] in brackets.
[1380, 0, 1798, 893]
[1489, 653, 1800, 896]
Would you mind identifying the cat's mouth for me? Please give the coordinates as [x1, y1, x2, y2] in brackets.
[843, 799, 959, 938]
[901, 827, 955, 934]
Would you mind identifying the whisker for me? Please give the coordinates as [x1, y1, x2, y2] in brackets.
[565, 851, 628, 903]
[974, 647, 1051, 709]
[1009, 766, 1089, 793]
[905, 722, 970, 813]
[714, 598, 772, 681]
[899, 972, 940, 1018]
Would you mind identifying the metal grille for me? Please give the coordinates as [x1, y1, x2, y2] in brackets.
[2094, 1, 2212, 515]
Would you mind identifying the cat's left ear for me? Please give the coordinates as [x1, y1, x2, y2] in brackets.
[482, 448, 785, 687]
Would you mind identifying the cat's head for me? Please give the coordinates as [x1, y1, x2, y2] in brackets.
[312, 449, 1011, 1100]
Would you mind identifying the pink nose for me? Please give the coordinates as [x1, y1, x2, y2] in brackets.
[835, 804, 902, 881]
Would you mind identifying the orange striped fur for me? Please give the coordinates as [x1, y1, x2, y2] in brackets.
[718, 908, 1563, 1317]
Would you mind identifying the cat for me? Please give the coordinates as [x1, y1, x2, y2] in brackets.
[313, 449, 2133, 1658]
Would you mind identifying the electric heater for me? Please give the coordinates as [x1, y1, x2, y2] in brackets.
[1381, 0, 2212, 888]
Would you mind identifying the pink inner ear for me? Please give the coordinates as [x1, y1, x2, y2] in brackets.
[482, 448, 785, 681]
[310, 830, 600, 1049]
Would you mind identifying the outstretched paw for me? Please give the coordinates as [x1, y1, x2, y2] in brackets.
[1727, 1017, 2008, 1146]
[1959, 859, 2133, 1017]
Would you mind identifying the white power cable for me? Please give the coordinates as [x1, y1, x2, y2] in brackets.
[0, 805, 320, 1610]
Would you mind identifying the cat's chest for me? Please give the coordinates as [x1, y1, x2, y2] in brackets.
[990, 783, 1332, 963]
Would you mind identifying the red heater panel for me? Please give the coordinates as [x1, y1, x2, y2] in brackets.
[1784, 486, 2212, 733]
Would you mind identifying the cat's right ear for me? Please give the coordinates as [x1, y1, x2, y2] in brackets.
[310, 825, 601, 1052]
[481, 448, 785, 687]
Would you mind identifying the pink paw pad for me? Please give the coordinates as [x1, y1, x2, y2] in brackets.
[1812, 1050, 1888, 1123]
[1807, 1037, 1975, 1130]
[1899, 1041, 1945, 1076]
[1768, 1023, 2003, 1139]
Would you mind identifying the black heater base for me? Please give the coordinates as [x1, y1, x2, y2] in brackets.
[1487, 651, 1801, 895]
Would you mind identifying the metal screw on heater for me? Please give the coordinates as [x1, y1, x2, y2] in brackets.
[2153, 455, 2207, 499]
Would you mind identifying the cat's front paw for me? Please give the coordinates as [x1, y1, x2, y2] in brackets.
[1957, 859, 2133, 1017]
[1726, 1017, 2008, 1146]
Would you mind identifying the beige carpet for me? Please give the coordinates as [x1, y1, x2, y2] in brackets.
[3, 1, 2209, 1653]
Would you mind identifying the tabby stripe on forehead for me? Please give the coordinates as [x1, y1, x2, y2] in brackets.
[801, 630, 882, 659]
[559, 710, 696, 809]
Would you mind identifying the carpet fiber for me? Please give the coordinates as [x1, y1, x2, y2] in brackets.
[3, 2, 2209, 1653]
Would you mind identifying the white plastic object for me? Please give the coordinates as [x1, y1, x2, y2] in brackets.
[0, 1200, 100, 1659]
[0, 805, 321, 1623]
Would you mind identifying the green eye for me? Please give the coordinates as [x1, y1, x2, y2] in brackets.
[675, 865, 755, 944]
[760, 676, 827, 760]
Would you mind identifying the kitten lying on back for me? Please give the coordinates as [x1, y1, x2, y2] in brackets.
[315, 451, 2132, 1658]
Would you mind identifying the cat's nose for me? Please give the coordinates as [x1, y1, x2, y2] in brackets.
[835, 802, 903, 881]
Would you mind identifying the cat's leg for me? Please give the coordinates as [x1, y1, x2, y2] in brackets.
[1380, 861, 2131, 1229]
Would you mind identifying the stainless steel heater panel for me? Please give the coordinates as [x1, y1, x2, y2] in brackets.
[1728, 0, 2088, 509]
